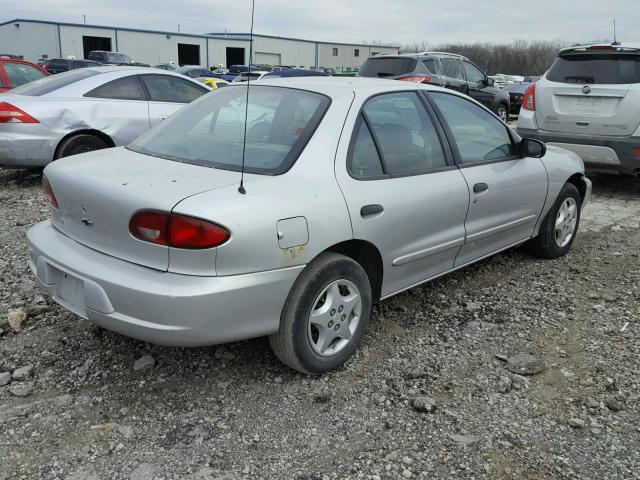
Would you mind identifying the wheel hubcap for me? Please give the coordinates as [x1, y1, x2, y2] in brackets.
[307, 279, 361, 357]
[498, 108, 507, 121]
[554, 197, 578, 248]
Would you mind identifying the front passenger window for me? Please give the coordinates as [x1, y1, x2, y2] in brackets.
[430, 92, 514, 163]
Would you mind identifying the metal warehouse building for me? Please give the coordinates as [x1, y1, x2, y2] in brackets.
[0, 19, 399, 71]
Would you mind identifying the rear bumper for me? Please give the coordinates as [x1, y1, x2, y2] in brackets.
[26, 220, 303, 346]
[517, 127, 640, 174]
[0, 124, 57, 167]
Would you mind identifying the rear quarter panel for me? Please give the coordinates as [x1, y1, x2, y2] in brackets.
[172, 92, 357, 276]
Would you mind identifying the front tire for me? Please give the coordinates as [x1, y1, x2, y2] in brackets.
[56, 134, 108, 159]
[269, 252, 372, 375]
[527, 183, 581, 258]
[496, 103, 509, 123]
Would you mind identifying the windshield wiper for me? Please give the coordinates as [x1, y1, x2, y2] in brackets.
[564, 75, 594, 83]
[376, 72, 396, 77]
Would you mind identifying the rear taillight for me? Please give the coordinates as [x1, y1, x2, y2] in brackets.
[129, 211, 230, 249]
[522, 83, 536, 111]
[0, 102, 39, 123]
[398, 75, 431, 84]
[42, 175, 59, 208]
[634, 147, 640, 159]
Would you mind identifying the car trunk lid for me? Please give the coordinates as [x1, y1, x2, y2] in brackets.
[537, 50, 640, 136]
[45, 147, 242, 271]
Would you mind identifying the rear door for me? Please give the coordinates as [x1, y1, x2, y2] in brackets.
[427, 91, 547, 267]
[83, 74, 151, 144]
[437, 57, 468, 94]
[336, 91, 470, 297]
[538, 51, 640, 136]
[140, 74, 208, 126]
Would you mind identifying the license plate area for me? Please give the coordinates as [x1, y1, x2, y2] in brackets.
[52, 270, 87, 318]
[575, 97, 602, 114]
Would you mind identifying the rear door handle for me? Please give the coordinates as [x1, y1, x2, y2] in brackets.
[473, 183, 489, 194]
[360, 204, 384, 217]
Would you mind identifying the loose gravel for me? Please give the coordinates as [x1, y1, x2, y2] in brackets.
[0, 168, 639, 480]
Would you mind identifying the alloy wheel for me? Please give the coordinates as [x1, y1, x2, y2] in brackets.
[554, 197, 578, 248]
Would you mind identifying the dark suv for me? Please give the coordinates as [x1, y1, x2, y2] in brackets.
[41, 58, 102, 75]
[358, 52, 511, 121]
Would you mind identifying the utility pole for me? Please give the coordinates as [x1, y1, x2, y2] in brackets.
[83, 14, 86, 24]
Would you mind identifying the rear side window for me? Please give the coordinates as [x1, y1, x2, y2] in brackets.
[440, 58, 465, 80]
[547, 54, 640, 84]
[85, 75, 146, 100]
[348, 116, 384, 178]
[358, 58, 418, 78]
[4, 62, 47, 87]
[430, 92, 514, 163]
[9, 68, 100, 96]
[141, 75, 207, 103]
[360, 92, 447, 175]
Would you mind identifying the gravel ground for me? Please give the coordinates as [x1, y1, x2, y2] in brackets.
[0, 168, 639, 480]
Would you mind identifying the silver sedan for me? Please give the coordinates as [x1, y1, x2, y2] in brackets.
[0, 66, 209, 167]
[27, 78, 591, 374]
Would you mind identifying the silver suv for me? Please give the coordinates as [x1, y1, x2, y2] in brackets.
[517, 43, 640, 175]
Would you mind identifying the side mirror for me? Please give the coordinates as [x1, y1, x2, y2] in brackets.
[485, 77, 495, 86]
[521, 138, 546, 158]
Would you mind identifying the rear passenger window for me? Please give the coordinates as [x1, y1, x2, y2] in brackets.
[362, 92, 447, 175]
[348, 115, 384, 178]
[430, 92, 514, 163]
[84, 75, 146, 100]
[141, 75, 207, 103]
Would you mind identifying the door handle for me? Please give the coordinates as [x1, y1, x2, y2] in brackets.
[360, 204, 384, 217]
[473, 183, 489, 194]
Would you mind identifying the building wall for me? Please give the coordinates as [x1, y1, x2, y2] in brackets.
[317, 44, 399, 71]
[117, 30, 208, 65]
[59, 25, 116, 59]
[207, 38, 250, 68]
[0, 21, 60, 62]
[249, 36, 316, 68]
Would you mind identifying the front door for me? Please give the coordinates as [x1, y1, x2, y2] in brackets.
[427, 91, 548, 267]
[335, 91, 470, 298]
[463, 60, 494, 109]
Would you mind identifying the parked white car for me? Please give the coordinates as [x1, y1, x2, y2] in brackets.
[0, 66, 209, 167]
[517, 43, 640, 175]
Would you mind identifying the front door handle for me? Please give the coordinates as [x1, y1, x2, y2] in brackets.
[361, 204, 384, 217]
[473, 182, 489, 194]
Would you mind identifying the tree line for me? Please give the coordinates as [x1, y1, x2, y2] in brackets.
[396, 40, 571, 76]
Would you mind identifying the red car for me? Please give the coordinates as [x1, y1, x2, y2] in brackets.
[0, 57, 49, 93]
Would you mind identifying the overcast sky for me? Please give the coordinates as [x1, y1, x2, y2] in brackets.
[3, 0, 639, 45]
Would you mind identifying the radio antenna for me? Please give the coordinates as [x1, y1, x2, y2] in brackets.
[238, 0, 255, 195]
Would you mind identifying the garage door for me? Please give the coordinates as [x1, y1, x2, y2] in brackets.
[255, 52, 281, 67]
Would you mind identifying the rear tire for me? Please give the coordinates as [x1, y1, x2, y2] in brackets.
[56, 134, 108, 159]
[269, 252, 372, 375]
[527, 183, 581, 259]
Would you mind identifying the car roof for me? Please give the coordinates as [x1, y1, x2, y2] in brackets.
[250, 76, 450, 99]
[558, 43, 640, 55]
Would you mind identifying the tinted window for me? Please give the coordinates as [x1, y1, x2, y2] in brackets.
[129, 86, 330, 174]
[348, 115, 384, 178]
[4, 62, 47, 87]
[363, 92, 446, 174]
[358, 58, 418, 78]
[141, 75, 207, 103]
[430, 92, 514, 163]
[440, 58, 465, 80]
[463, 61, 485, 84]
[10, 68, 100, 96]
[547, 53, 640, 84]
[85, 75, 146, 100]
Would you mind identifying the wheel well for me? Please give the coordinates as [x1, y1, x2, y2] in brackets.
[53, 130, 115, 160]
[326, 240, 384, 301]
[567, 173, 587, 202]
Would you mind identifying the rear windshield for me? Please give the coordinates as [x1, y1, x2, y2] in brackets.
[358, 58, 418, 78]
[128, 85, 331, 175]
[10, 69, 101, 96]
[547, 53, 640, 84]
